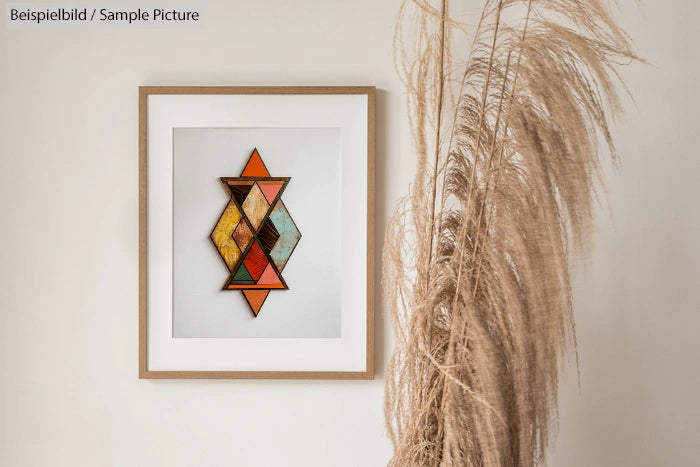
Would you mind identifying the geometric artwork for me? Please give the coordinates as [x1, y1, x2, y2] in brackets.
[210, 148, 301, 317]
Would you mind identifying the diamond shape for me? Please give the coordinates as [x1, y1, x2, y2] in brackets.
[268, 200, 301, 271]
[210, 201, 242, 272]
[241, 183, 269, 230]
[258, 218, 280, 255]
[232, 220, 253, 251]
[243, 241, 268, 281]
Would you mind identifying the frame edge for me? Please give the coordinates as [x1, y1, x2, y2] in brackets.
[139, 87, 148, 378]
[366, 87, 376, 380]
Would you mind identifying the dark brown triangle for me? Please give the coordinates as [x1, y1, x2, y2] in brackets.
[226, 181, 254, 206]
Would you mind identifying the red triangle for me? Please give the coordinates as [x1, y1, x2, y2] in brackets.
[257, 181, 284, 204]
[257, 263, 283, 286]
[242, 289, 270, 316]
[241, 148, 270, 177]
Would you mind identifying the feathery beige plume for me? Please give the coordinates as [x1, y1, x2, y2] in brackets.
[384, 0, 639, 465]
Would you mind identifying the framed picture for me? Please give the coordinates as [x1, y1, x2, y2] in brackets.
[139, 86, 375, 379]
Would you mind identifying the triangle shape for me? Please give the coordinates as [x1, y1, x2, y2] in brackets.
[257, 181, 285, 204]
[227, 181, 254, 206]
[232, 263, 253, 282]
[242, 289, 270, 317]
[257, 263, 283, 286]
[241, 148, 270, 177]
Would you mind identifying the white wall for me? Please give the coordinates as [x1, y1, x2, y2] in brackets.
[0, 1, 697, 466]
[549, 2, 700, 465]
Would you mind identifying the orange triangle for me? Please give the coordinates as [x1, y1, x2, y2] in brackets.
[257, 181, 284, 204]
[241, 148, 270, 177]
[242, 289, 270, 316]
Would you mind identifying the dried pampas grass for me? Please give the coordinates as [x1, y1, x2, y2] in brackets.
[384, 0, 638, 465]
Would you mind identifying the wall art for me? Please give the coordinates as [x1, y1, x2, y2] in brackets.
[211, 147, 300, 317]
[139, 86, 375, 379]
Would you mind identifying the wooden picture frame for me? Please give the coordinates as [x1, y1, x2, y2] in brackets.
[139, 86, 375, 379]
